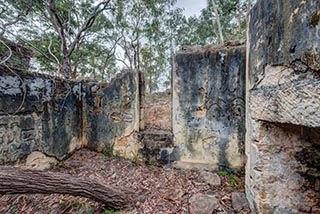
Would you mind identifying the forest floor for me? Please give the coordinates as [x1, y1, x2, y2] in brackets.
[0, 149, 250, 214]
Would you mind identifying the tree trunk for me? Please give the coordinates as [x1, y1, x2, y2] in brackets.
[63, 56, 71, 79]
[137, 32, 140, 71]
[0, 166, 144, 210]
[211, 0, 224, 44]
[247, 0, 252, 19]
[237, 10, 242, 34]
[139, 71, 145, 131]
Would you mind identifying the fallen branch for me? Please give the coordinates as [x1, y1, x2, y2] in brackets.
[0, 166, 144, 210]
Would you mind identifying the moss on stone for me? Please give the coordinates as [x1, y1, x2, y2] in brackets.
[310, 10, 320, 27]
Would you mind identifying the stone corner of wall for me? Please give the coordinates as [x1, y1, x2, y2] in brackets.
[0, 68, 139, 165]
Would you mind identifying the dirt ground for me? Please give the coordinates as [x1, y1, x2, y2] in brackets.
[0, 149, 250, 214]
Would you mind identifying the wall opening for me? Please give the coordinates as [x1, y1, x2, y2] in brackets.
[138, 71, 173, 165]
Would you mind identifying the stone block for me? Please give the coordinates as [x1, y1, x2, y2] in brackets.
[232, 192, 249, 210]
[199, 171, 221, 186]
[22, 151, 58, 170]
[138, 130, 174, 165]
[250, 66, 320, 128]
[0, 115, 40, 164]
[189, 193, 220, 214]
[248, 0, 320, 86]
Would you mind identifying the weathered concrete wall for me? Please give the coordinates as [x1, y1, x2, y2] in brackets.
[0, 72, 82, 164]
[84, 72, 140, 160]
[0, 70, 139, 166]
[173, 45, 246, 171]
[246, 0, 320, 213]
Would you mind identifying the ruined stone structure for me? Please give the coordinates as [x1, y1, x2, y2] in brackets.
[172, 45, 246, 171]
[246, 0, 320, 213]
[0, 0, 319, 212]
[0, 70, 139, 166]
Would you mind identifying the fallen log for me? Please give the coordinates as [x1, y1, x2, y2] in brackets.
[0, 166, 143, 210]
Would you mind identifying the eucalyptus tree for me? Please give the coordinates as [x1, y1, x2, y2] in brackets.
[46, 0, 112, 79]
[206, 0, 248, 42]
[112, 0, 178, 93]
[141, 0, 180, 92]
[173, 0, 249, 48]
[0, 0, 34, 37]
[211, 0, 224, 44]
[1, 0, 118, 80]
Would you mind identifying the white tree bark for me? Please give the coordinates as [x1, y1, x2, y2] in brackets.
[211, 0, 224, 44]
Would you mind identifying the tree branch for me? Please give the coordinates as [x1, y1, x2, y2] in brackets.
[67, 0, 111, 57]
[115, 53, 132, 70]
[0, 3, 33, 36]
[48, 0, 68, 55]
[0, 39, 12, 65]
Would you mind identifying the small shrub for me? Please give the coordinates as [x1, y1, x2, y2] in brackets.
[145, 158, 155, 166]
[217, 170, 237, 188]
[11, 205, 18, 214]
[217, 170, 228, 176]
[230, 174, 236, 188]
[101, 148, 113, 157]
[103, 208, 123, 214]
[70, 201, 87, 208]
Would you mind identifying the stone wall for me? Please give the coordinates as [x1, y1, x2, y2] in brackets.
[172, 45, 246, 171]
[84, 72, 140, 160]
[0, 70, 139, 166]
[246, 0, 320, 213]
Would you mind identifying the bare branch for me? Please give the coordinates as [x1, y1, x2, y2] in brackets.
[0, 39, 12, 65]
[0, 166, 145, 209]
[48, 0, 68, 55]
[0, 26, 58, 66]
[47, 36, 61, 74]
[0, 3, 33, 36]
[115, 53, 132, 70]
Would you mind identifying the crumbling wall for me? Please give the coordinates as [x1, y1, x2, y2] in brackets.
[246, 0, 320, 212]
[0, 72, 82, 164]
[0, 70, 139, 166]
[172, 45, 246, 171]
[83, 72, 140, 160]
